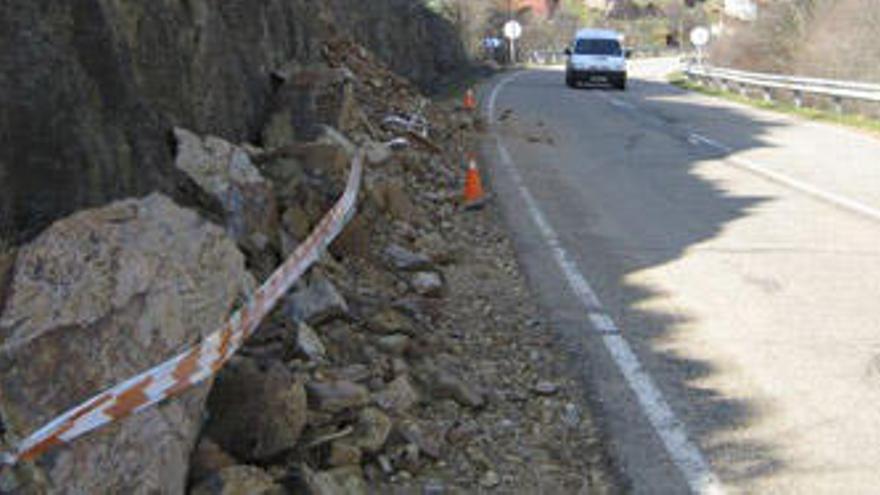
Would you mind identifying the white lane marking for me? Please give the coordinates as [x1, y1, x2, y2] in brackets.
[589, 312, 618, 334]
[488, 72, 725, 495]
[689, 132, 880, 223]
[608, 97, 636, 110]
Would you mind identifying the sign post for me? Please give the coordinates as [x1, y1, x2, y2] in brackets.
[504, 20, 523, 65]
[690, 26, 710, 66]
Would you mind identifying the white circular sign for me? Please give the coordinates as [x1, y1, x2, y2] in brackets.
[690, 27, 710, 47]
[504, 20, 523, 40]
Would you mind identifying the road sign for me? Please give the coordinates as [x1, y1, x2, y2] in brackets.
[504, 20, 523, 40]
[690, 26, 710, 47]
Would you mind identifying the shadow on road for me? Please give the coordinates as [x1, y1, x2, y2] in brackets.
[488, 70, 789, 489]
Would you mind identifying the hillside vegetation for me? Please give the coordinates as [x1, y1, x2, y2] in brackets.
[712, 0, 880, 82]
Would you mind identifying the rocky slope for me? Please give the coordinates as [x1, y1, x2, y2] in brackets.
[0, 0, 466, 244]
[0, 2, 618, 493]
[1, 30, 616, 494]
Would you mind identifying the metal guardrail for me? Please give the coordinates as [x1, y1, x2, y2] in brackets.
[530, 50, 566, 66]
[684, 64, 880, 111]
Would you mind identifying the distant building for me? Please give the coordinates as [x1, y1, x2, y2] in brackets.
[583, 0, 611, 9]
[516, 0, 559, 18]
[724, 0, 758, 21]
[582, 1, 660, 20]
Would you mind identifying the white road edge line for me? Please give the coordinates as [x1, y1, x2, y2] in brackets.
[488, 71, 725, 495]
[688, 132, 880, 223]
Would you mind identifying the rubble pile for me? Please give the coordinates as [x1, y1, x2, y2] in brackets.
[183, 38, 616, 494]
[0, 36, 614, 494]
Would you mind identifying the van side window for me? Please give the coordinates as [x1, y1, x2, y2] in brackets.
[574, 39, 622, 57]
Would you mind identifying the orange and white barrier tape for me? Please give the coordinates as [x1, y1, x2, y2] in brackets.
[0, 149, 365, 467]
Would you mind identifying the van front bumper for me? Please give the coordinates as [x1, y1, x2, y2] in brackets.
[567, 69, 626, 84]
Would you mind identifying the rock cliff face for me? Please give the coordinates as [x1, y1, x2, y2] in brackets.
[0, 0, 466, 243]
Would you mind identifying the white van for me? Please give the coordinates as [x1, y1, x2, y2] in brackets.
[564, 29, 629, 90]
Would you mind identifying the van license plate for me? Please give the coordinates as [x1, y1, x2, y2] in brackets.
[590, 76, 607, 82]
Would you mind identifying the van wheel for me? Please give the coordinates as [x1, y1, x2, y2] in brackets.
[566, 75, 576, 88]
[615, 77, 627, 91]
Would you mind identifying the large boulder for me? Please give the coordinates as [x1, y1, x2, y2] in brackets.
[190, 465, 283, 495]
[0, 194, 250, 494]
[265, 65, 358, 144]
[173, 128, 279, 275]
[285, 273, 350, 326]
[302, 465, 368, 495]
[204, 357, 308, 461]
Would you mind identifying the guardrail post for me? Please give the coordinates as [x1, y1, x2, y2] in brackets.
[738, 83, 747, 97]
[833, 96, 843, 114]
[793, 90, 803, 109]
[762, 87, 773, 103]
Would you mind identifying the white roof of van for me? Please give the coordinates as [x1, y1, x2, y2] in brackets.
[575, 29, 622, 40]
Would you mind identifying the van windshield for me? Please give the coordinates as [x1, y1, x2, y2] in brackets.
[574, 39, 622, 56]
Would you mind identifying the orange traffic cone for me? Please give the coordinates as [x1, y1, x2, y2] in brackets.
[463, 88, 477, 111]
[463, 154, 486, 208]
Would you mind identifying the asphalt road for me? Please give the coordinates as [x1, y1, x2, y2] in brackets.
[481, 62, 880, 494]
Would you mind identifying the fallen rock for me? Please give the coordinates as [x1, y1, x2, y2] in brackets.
[366, 308, 414, 335]
[391, 357, 410, 377]
[331, 214, 373, 259]
[374, 375, 420, 414]
[423, 480, 447, 495]
[301, 141, 350, 176]
[376, 334, 411, 356]
[173, 128, 279, 269]
[281, 205, 312, 245]
[411, 271, 444, 297]
[533, 381, 559, 396]
[189, 438, 238, 485]
[480, 470, 501, 489]
[414, 232, 457, 265]
[261, 110, 299, 151]
[388, 443, 422, 474]
[328, 442, 363, 467]
[190, 465, 283, 495]
[297, 322, 327, 361]
[384, 243, 432, 272]
[285, 274, 349, 325]
[0, 194, 249, 494]
[339, 407, 393, 454]
[205, 357, 308, 461]
[369, 177, 416, 220]
[306, 380, 370, 413]
[328, 364, 372, 383]
[416, 360, 485, 409]
[365, 140, 392, 165]
[303, 465, 368, 495]
[446, 419, 481, 446]
[397, 418, 445, 459]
